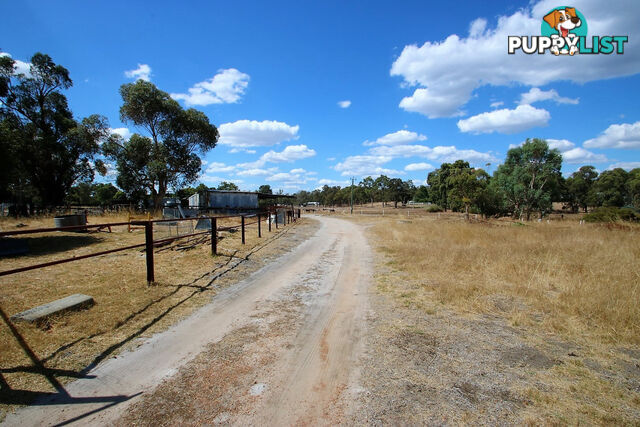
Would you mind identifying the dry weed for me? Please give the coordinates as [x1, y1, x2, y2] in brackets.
[369, 215, 640, 345]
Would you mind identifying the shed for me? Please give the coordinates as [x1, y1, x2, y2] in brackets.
[188, 190, 259, 209]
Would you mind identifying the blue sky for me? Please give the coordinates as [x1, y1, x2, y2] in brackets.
[2, 0, 639, 192]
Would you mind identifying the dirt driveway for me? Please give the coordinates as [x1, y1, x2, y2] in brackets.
[3, 215, 372, 426]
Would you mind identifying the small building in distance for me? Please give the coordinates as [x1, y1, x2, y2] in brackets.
[188, 190, 259, 210]
[164, 189, 296, 217]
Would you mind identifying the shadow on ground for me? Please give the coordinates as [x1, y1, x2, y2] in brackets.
[0, 234, 104, 258]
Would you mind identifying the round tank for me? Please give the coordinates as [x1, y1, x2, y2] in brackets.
[54, 214, 87, 231]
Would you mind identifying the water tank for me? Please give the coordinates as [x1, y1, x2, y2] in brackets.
[54, 214, 87, 231]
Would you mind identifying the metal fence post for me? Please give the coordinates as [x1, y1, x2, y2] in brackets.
[257, 214, 261, 238]
[211, 217, 217, 255]
[268, 211, 272, 232]
[144, 221, 154, 284]
[241, 215, 245, 244]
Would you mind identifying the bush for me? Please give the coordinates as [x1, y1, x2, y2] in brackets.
[583, 207, 640, 223]
[425, 204, 443, 213]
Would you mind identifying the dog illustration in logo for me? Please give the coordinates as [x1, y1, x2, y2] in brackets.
[543, 7, 582, 55]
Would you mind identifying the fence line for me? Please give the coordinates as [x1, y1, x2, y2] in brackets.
[0, 207, 302, 284]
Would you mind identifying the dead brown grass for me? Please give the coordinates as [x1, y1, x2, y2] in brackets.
[0, 212, 309, 418]
[356, 211, 640, 423]
[368, 214, 640, 345]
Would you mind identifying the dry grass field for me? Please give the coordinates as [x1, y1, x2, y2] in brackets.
[373, 214, 639, 345]
[328, 206, 640, 423]
[0, 212, 310, 420]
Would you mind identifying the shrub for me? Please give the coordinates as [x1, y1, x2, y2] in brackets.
[583, 206, 640, 223]
[425, 204, 443, 213]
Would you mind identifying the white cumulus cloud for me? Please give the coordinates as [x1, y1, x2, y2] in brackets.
[265, 168, 318, 187]
[124, 64, 152, 82]
[334, 155, 401, 177]
[236, 168, 276, 177]
[404, 162, 434, 171]
[338, 100, 351, 108]
[583, 121, 640, 149]
[457, 105, 550, 134]
[260, 144, 316, 164]
[562, 147, 608, 164]
[363, 130, 427, 146]
[391, 0, 640, 118]
[0, 52, 31, 76]
[109, 127, 132, 141]
[335, 141, 495, 177]
[229, 147, 257, 154]
[171, 68, 250, 106]
[239, 144, 317, 169]
[518, 88, 579, 105]
[546, 138, 575, 151]
[607, 161, 640, 171]
[206, 162, 236, 173]
[219, 120, 299, 148]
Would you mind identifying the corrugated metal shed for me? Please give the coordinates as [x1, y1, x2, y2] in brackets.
[188, 190, 258, 209]
[210, 191, 258, 209]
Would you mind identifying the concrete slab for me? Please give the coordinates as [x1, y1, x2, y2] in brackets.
[11, 293, 94, 323]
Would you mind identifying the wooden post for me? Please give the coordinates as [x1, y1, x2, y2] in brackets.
[257, 214, 261, 238]
[211, 217, 217, 255]
[144, 221, 154, 284]
[298, 208, 301, 219]
[268, 211, 272, 232]
[275, 211, 279, 229]
[241, 216, 245, 244]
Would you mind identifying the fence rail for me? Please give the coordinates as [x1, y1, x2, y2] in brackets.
[0, 207, 302, 284]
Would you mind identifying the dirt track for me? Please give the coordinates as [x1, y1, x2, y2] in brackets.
[3, 215, 372, 425]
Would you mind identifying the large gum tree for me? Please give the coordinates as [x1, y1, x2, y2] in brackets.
[103, 81, 219, 210]
[494, 138, 562, 220]
[0, 53, 108, 212]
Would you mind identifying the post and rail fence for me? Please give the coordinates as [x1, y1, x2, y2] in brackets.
[0, 206, 299, 284]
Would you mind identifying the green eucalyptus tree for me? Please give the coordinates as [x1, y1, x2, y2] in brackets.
[103, 80, 218, 210]
[447, 166, 489, 219]
[565, 165, 598, 212]
[627, 168, 640, 209]
[0, 52, 108, 211]
[592, 168, 629, 207]
[217, 181, 239, 191]
[493, 138, 562, 220]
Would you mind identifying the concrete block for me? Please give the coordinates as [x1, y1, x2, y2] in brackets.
[11, 294, 94, 323]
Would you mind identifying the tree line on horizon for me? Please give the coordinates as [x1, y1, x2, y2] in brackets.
[295, 139, 640, 221]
